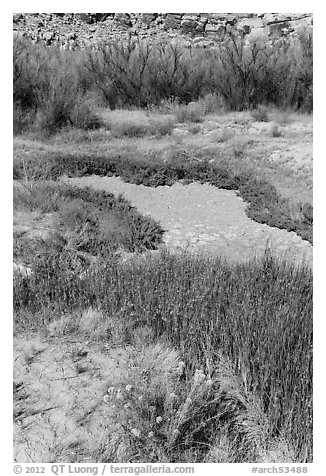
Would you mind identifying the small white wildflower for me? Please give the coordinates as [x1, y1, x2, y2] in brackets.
[131, 428, 141, 438]
[156, 416, 163, 424]
[116, 391, 123, 400]
[107, 386, 115, 394]
[138, 395, 143, 402]
[177, 361, 185, 376]
[125, 384, 133, 392]
[103, 395, 109, 403]
[148, 431, 154, 438]
[206, 379, 213, 386]
[194, 369, 206, 384]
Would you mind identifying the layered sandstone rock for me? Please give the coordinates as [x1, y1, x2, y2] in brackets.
[13, 13, 313, 49]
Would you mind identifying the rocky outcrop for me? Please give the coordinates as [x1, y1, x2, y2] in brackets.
[13, 13, 313, 49]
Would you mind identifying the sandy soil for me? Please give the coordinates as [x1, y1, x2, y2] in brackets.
[63, 176, 312, 266]
[14, 334, 130, 462]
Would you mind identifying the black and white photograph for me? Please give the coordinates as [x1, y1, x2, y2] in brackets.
[11, 3, 314, 470]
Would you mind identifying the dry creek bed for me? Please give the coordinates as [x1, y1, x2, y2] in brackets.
[63, 175, 312, 266]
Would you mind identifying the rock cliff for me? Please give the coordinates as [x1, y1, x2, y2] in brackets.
[13, 13, 313, 49]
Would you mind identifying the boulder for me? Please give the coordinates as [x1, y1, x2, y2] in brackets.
[13, 13, 23, 22]
[198, 16, 209, 25]
[238, 25, 251, 36]
[13, 262, 32, 278]
[43, 31, 55, 42]
[225, 15, 237, 25]
[206, 23, 225, 34]
[181, 18, 199, 32]
[269, 21, 290, 36]
[113, 13, 132, 28]
[210, 14, 228, 21]
[195, 23, 206, 33]
[163, 14, 182, 30]
[92, 13, 111, 22]
[140, 13, 157, 24]
[75, 14, 93, 24]
[237, 17, 264, 29]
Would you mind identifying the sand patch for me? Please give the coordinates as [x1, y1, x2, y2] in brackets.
[63, 175, 312, 266]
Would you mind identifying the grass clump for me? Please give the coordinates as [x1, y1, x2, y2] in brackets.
[104, 111, 175, 138]
[271, 123, 282, 137]
[251, 106, 270, 122]
[199, 93, 226, 115]
[108, 120, 149, 138]
[100, 343, 292, 463]
[148, 116, 175, 136]
[174, 102, 205, 123]
[213, 128, 232, 143]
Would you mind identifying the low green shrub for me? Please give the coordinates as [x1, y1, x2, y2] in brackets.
[109, 121, 149, 138]
[158, 96, 181, 114]
[148, 116, 175, 136]
[175, 102, 205, 123]
[199, 93, 225, 114]
[188, 124, 201, 134]
[251, 106, 270, 122]
[213, 128, 232, 143]
[70, 97, 102, 130]
[14, 182, 164, 260]
[271, 123, 282, 137]
[13, 105, 35, 135]
[106, 115, 175, 138]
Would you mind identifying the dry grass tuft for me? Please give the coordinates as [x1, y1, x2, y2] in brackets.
[271, 123, 282, 138]
[213, 128, 233, 143]
[251, 106, 270, 122]
[174, 102, 205, 123]
[103, 110, 175, 138]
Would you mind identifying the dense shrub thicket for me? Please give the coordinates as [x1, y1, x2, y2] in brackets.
[13, 27, 313, 133]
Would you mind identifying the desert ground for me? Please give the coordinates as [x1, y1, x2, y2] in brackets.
[13, 20, 313, 463]
[14, 106, 312, 463]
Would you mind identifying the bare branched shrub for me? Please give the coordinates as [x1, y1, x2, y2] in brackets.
[13, 37, 101, 134]
[82, 41, 209, 109]
[14, 31, 312, 129]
